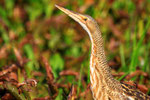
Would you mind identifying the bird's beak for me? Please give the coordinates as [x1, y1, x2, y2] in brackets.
[55, 5, 85, 24]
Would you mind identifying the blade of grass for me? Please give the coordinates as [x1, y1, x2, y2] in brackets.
[129, 24, 137, 72]
[77, 64, 83, 96]
[129, 18, 150, 72]
[118, 71, 129, 81]
[0, 27, 10, 44]
[119, 45, 126, 70]
[23, 44, 35, 77]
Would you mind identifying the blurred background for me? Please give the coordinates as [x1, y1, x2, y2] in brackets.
[0, 0, 150, 99]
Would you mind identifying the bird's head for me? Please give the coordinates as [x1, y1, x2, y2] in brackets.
[55, 5, 99, 40]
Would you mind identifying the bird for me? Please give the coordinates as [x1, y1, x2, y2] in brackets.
[55, 5, 150, 100]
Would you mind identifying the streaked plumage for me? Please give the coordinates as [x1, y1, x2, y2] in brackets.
[55, 5, 150, 100]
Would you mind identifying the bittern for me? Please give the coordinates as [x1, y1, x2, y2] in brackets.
[55, 5, 150, 100]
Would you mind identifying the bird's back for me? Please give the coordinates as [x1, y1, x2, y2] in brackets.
[120, 82, 150, 100]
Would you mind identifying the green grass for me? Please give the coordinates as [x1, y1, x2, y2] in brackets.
[129, 18, 150, 72]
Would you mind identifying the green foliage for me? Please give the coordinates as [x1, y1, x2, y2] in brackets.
[129, 18, 150, 72]
[0, 6, 7, 19]
[26, 2, 44, 21]
[50, 53, 64, 78]
[0, 28, 9, 44]
[24, 44, 36, 77]
[119, 45, 126, 70]
[77, 64, 83, 95]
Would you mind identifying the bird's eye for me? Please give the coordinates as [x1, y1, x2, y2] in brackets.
[84, 18, 87, 21]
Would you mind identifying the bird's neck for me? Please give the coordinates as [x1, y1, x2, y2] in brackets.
[89, 29, 120, 89]
[90, 29, 110, 75]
